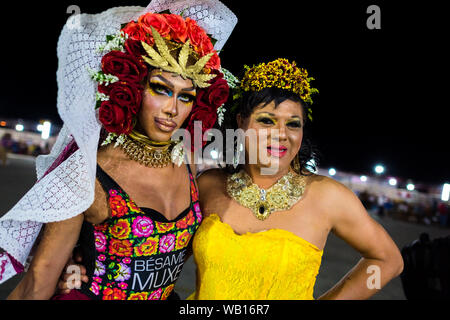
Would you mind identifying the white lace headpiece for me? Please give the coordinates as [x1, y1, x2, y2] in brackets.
[0, 0, 236, 284]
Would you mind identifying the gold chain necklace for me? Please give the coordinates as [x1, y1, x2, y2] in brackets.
[120, 131, 175, 168]
[226, 169, 307, 221]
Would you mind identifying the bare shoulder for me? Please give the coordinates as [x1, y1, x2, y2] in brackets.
[304, 173, 358, 205]
[305, 174, 372, 230]
[305, 173, 347, 191]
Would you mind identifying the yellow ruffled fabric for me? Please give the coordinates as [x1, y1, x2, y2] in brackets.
[188, 214, 323, 300]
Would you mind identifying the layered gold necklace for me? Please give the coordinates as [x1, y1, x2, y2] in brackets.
[226, 169, 307, 221]
[120, 130, 177, 168]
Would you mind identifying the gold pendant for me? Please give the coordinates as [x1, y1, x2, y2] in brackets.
[226, 170, 306, 221]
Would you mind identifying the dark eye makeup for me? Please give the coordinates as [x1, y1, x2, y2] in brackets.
[255, 115, 302, 128]
[148, 81, 196, 103]
[286, 120, 302, 128]
[256, 116, 276, 125]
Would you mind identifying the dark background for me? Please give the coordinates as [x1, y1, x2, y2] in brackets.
[0, 0, 448, 187]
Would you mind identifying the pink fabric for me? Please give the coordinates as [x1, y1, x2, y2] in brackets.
[38, 138, 79, 182]
[52, 290, 91, 300]
[7, 253, 23, 274]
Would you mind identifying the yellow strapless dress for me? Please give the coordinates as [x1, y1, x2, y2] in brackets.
[188, 214, 323, 300]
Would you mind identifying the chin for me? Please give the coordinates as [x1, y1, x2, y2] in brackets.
[255, 158, 291, 176]
[142, 129, 171, 142]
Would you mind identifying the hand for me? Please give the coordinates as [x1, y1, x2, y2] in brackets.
[56, 248, 89, 295]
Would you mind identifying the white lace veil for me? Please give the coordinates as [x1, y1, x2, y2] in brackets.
[0, 0, 237, 284]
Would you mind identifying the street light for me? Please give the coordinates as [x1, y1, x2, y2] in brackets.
[15, 124, 24, 132]
[442, 183, 450, 202]
[388, 178, 397, 186]
[360, 175, 368, 182]
[328, 168, 336, 176]
[374, 164, 385, 174]
[41, 121, 51, 140]
[406, 183, 415, 191]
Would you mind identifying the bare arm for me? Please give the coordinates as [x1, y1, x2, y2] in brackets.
[317, 179, 404, 300]
[7, 214, 84, 300]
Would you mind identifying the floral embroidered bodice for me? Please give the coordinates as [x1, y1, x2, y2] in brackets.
[189, 214, 323, 300]
[77, 164, 202, 300]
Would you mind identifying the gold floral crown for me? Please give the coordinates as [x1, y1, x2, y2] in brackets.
[238, 58, 318, 120]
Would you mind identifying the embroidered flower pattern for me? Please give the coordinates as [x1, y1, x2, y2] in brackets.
[155, 221, 175, 233]
[159, 234, 176, 253]
[85, 185, 201, 300]
[175, 230, 192, 250]
[132, 216, 154, 237]
[134, 236, 159, 257]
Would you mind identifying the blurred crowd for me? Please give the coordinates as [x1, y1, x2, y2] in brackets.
[0, 133, 50, 162]
[357, 190, 449, 228]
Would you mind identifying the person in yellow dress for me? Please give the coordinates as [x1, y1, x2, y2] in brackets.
[57, 58, 404, 300]
[187, 58, 403, 300]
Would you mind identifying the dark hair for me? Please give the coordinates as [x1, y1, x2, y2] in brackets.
[221, 86, 320, 175]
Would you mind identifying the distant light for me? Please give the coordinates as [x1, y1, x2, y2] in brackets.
[15, 124, 24, 132]
[374, 164, 385, 174]
[210, 149, 219, 160]
[41, 121, 51, 140]
[442, 183, 450, 202]
[0, 121, 6, 127]
[37, 124, 43, 132]
[360, 175, 368, 182]
[388, 178, 397, 186]
[406, 183, 415, 191]
[328, 168, 336, 176]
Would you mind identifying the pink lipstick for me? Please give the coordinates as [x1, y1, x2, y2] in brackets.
[267, 145, 288, 158]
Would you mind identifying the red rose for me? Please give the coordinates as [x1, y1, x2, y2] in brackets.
[98, 81, 143, 114]
[99, 101, 134, 135]
[205, 52, 221, 71]
[101, 51, 147, 83]
[138, 13, 171, 38]
[121, 21, 149, 43]
[196, 72, 229, 109]
[163, 14, 188, 43]
[124, 38, 147, 60]
[185, 18, 207, 51]
[199, 36, 214, 56]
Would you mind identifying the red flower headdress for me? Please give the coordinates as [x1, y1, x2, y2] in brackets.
[88, 11, 230, 150]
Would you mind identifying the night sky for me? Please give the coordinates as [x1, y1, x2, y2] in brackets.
[0, 0, 448, 186]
